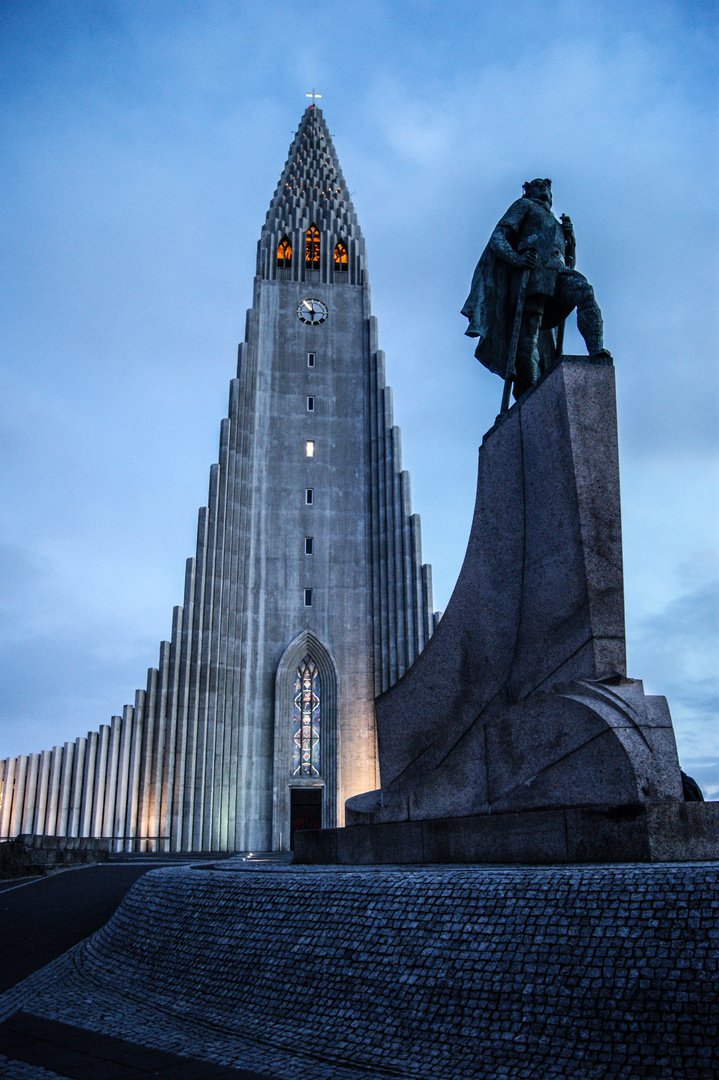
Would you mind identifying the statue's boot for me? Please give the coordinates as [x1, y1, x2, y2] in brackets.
[577, 296, 612, 359]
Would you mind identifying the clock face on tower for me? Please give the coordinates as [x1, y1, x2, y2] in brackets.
[297, 298, 328, 325]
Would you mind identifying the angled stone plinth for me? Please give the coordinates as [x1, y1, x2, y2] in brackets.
[328, 356, 701, 863]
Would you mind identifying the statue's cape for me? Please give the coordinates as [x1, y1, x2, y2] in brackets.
[462, 198, 573, 378]
[461, 242, 513, 378]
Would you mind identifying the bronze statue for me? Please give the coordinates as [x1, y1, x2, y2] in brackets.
[462, 178, 610, 403]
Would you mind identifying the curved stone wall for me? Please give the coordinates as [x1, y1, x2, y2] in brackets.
[4, 862, 716, 1079]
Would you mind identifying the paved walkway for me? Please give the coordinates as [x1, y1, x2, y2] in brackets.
[0, 854, 230, 994]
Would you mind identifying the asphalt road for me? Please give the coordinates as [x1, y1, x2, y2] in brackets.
[0, 855, 228, 994]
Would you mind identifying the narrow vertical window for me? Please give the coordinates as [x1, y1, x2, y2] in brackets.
[307, 396, 314, 412]
[305, 488, 313, 505]
[304, 588, 313, 607]
[305, 440, 314, 457]
[305, 225, 320, 269]
[277, 235, 292, 268]
[307, 352, 316, 367]
[334, 240, 348, 270]
[305, 537, 314, 554]
[293, 655, 320, 777]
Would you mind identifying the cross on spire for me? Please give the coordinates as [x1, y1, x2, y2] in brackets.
[305, 88, 322, 107]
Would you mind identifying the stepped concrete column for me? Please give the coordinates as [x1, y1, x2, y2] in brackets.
[9, 756, 28, 838]
[68, 737, 86, 837]
[33, 750, 52, 835]
[0, 757, 16, 838]
[138, 669, 159, 852]
[92, 725, 111, 836]
[114, 704, 134, 850]
[56, 741, 75, 835]
[102, 715, 122, 837]
[22, 753, 40, 834]
[80, 733, 98, 837]
[44, 746, 64, 835]
[126, 691, 145, 851]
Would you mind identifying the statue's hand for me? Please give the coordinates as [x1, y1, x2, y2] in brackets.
[560, 213, 574, 234]
[521, 249, 537, 268]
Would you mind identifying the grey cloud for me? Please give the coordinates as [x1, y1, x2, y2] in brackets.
[630, 578, 719, 764]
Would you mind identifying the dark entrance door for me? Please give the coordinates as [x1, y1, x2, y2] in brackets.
[290, 788, 322, 850]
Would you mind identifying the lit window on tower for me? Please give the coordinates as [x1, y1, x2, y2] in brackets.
[334, 240, 348, 270]
[293, 655, 320, 777]
[277, 236, 292, 268]
[306, 225, 320, 269]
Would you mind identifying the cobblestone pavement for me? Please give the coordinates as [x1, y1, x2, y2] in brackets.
[0, 861, 716, 1079]
[0, 1056, 65, 1079]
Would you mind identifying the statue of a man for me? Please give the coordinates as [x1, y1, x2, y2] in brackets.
[462, 178, 610, 399]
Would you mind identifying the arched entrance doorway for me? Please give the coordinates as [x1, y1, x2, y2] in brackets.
[273, 631, 338, 851]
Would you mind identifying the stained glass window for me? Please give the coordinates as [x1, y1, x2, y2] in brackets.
[334, 240, 348, 269]
[306, 225, 320, 269]
[293, 656, 321, 777]
[277, 236, 292, 268]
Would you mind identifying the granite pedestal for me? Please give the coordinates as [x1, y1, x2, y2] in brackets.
[297, 357, 718, 865]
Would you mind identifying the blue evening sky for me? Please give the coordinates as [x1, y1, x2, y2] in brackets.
[1, 0, 717, 793]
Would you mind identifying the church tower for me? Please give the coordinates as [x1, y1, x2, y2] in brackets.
[0, 105, 435, 852]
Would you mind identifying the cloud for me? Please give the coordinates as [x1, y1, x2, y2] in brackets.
[629, 575, 719, 766]
[0, 624, 159, 757]
[682, 760, 719, 802]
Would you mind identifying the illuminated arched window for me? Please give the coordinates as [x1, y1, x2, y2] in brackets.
[334, 240, 348, 270]
[305, 225, 320, 269]
[277, 235, 292, 269]
[293, 655, 321, 777]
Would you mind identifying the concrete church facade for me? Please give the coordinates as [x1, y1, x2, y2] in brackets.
[0, 105, 436, 853]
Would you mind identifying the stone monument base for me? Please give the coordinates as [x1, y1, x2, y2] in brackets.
[294, 801, 719, 865]
[328, 356, 711, 869]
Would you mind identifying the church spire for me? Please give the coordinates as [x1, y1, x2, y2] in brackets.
[258, 106, 366, 284]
